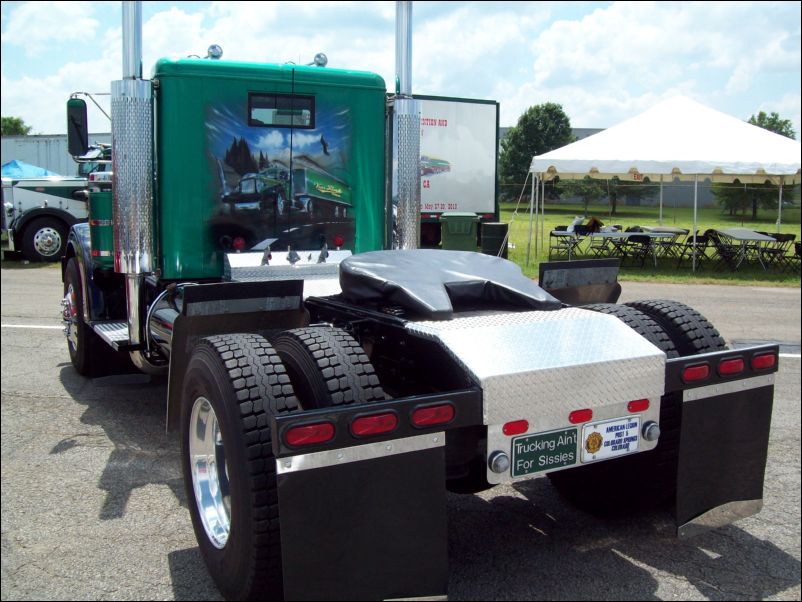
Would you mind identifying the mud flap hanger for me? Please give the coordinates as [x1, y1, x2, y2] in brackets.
[668, 344, 778, 537]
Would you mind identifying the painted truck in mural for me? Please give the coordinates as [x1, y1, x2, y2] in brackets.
[61, 38, 778, 602]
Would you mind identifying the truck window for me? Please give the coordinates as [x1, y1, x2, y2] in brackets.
[249, 93, 314, 128]
[240, 178, 256, 194]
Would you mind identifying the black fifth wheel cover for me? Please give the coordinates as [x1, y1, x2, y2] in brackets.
[339, 249, 561, 320]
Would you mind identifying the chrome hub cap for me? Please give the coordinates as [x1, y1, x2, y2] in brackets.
[189, 397, 231, 549]
[62, 286, 78, 349]
[33, 227, 62, 257]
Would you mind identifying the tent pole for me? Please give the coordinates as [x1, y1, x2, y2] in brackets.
[534, 174, 539, 256]
[693, 175, 699, 274]
[659, 176, 663, 225]
[526, 174, 536, 266]
[777, 179, 783, 228]
[541, 177, 545, 252]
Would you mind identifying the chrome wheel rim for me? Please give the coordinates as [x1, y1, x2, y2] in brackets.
[63, 286, 79, 351]
[33, 227, 62, 257]
[189, 397, 231, 549]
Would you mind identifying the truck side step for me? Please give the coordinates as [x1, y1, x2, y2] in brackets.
[91, 321, 133, 351]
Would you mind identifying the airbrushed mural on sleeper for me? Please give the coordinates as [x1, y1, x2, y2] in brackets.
[206, 100, 354, 254]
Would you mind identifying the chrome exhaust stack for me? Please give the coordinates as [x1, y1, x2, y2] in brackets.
[114, 1, 162, 374]
[393, 1, 421, 250]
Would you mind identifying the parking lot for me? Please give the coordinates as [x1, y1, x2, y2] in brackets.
[1, 264, 799, 600]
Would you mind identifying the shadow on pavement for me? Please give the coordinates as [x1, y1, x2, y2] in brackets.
[57, 364, 186, 520]
[167, 548, 223, 601]
[446, 476, 799, 600]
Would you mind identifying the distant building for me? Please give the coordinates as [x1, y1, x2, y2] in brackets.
[1, 133, 111, 176]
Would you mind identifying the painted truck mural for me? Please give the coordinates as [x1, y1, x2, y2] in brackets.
[207, 95, 354, 252]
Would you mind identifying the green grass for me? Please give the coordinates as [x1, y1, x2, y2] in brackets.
[501, 201, 801, 286]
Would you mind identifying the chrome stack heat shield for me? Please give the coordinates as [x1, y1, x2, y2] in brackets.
[393, 1, 420, 250]
[394, 96, 421, 249]
[111, 78, 153, 275]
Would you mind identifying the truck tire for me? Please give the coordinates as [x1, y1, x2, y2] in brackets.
[547, 303, 679, 516]
[624, 299, 726, 356]
[580, 303, 680, 358]
[63, 258, 104, 376]
[181, 334, 299, 601]
[22, 216, 68, 262]
[272, 327, 385, 409]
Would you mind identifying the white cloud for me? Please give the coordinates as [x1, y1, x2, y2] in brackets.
[257, 130, 285, 150]
[1, 0, 798, 139]
[2, 1, 101, 55]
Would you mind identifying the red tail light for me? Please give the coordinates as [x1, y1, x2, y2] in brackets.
[351, 413, 398, 437]
[627, 399, 650, 413]
[751, 353, 776, 370]
[503, 420, 529, 436]
[285, 422, 335, 447]
[232, 236, 246, 251]
[411, 404, 455, 427]
[682, 363, 710, 383]
[333, 234, 345, 248]
[569, 409, 593, 424]
[718, 358, 745, 376]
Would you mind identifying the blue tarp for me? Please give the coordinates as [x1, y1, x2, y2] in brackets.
[1, 160, 62, 178]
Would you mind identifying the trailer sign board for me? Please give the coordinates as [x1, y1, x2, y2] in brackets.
[511, 428, 578, 477]
[581, 416, 641, 463]
[417, 97, 498, 215]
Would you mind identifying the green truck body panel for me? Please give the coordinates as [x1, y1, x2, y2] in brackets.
[153, 58, 386, 280]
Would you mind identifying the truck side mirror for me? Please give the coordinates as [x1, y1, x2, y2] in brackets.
[67, 98, 89, 157]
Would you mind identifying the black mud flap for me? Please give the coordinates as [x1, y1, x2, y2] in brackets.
[277, 435, 448, 601]
[538, 258, 622, 305]
[675, 373, 775, 537]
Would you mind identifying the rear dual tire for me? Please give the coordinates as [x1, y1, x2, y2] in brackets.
[181, 328, 384, 600]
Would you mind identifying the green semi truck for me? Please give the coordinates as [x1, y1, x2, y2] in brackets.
[60, 3, 779, 600]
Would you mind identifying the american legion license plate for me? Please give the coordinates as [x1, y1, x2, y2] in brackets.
[510, 416, 642, 478]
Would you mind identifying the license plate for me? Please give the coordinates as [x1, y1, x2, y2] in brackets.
[511, 428, 578, 477]
[581, 416, 641, 463]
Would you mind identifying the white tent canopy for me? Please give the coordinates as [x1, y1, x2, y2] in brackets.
[524, 96, 801, 268]
[530, 96, 801, 183]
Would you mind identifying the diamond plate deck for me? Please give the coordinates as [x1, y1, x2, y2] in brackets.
[407, 308, 666, 426]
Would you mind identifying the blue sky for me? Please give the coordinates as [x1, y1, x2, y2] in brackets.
[1, 1, 800, 137]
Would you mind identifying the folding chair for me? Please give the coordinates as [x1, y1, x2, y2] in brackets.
[708, 231, 740, 270]
[620, 234, 653, 267]
[675, 232, 709, 268]
[761, 233, 796, 270]
[549, 226, 575, 260]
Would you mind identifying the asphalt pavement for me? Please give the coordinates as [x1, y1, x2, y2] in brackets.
[1, 264, 799, 600]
